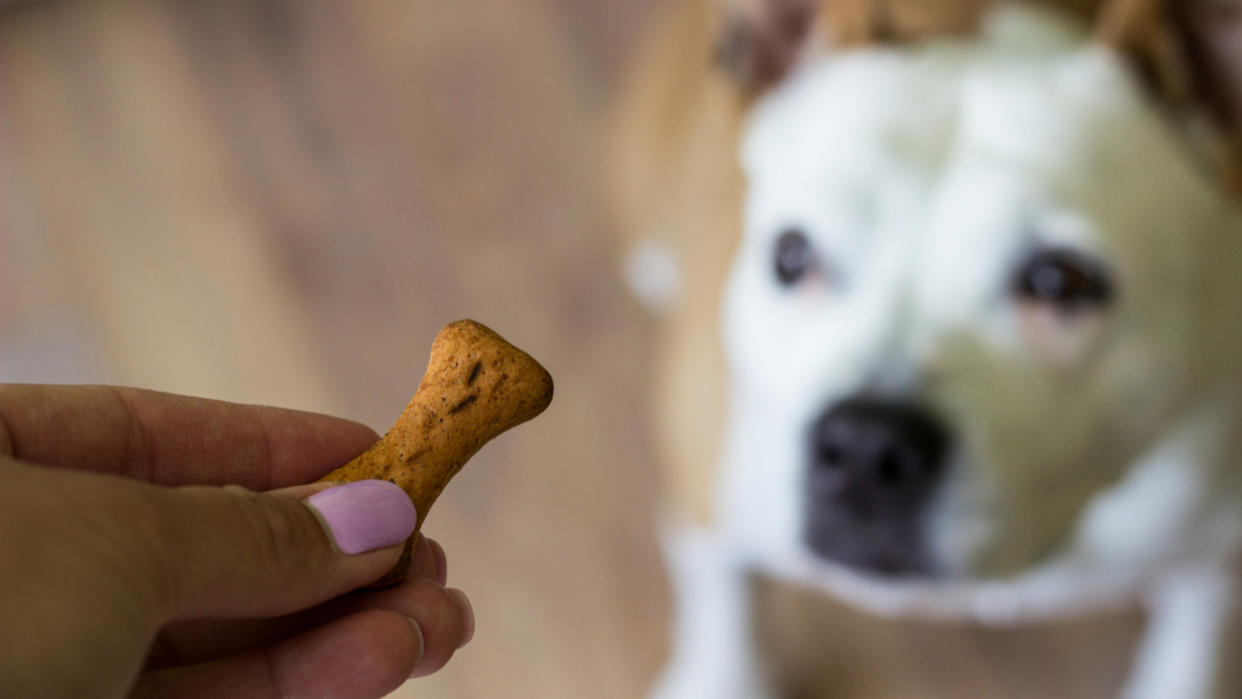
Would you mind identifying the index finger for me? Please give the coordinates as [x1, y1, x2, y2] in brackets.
[0, 385, 379, 489]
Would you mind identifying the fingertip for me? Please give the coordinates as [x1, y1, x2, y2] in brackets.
[333, 610, 425, 688]
[445, 588, 474, 647]
[406, 534, 437, 581]
[405, 617, 426, 677]
[404, 579, 466, 678]
[135, 609, 424, 699]
[429, 538, 448, 586]
[282, 609, 424, 696]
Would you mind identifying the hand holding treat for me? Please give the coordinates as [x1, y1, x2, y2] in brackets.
[319, 319, 555, 585]
[0, 324, 552, 697]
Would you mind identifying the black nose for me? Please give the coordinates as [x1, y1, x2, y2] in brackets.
[803, 398, 951, 577]
[810, 399, 949, 497]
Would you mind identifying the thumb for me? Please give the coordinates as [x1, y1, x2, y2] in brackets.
[151, 480, 416, 620]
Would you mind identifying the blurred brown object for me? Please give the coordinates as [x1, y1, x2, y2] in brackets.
[718, 0, 1105, 89]
[608, 0, 1157, 697]
[1173, 0, 1242, 194]
[0, 0, 667, 697]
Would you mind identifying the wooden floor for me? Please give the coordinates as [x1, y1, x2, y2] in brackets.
[0, 0, 1146, 697]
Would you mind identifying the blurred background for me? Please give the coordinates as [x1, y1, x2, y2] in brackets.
[0, 0, 669, 696]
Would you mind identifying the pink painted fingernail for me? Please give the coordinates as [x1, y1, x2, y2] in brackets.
[305, 480, 417, 555]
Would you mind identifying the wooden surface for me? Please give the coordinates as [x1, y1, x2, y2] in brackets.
[0, 0, 1147, 697]
[0, 0, 668, 697]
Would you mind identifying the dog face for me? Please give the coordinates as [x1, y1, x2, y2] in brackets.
[722, 15, 1242, 588]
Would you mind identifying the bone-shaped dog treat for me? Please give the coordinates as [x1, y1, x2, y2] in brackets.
[319, 319, 554, 586]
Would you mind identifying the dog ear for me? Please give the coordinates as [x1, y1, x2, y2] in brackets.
[1097, 0, 1242, 191]
[712, 0, 819, 91]
[714, 0, 990, 92]
[1097, 0, 1196, 102]
[1173, 0, 1242, 189]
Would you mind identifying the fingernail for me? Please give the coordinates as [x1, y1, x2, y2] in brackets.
[406, 617, 425, 673]
[447, 588, 475, 647]
[305, 480, 416, 555]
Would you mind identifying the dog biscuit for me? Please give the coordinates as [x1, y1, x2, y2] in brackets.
[319, 319, 554, 586]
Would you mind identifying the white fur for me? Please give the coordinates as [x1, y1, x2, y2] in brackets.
[656, 3, 1242, 697]
[649, 520, 774, 699]
[1123, 565, 1240, 699]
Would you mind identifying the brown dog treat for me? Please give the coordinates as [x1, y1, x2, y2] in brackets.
[319, 319, 554, 586]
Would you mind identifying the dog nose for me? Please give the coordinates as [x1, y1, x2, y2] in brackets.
[804, 399, 950, 576]
[809, 399, 949, 497]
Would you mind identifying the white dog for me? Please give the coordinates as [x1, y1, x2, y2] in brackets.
[619, 2, 1242, 697]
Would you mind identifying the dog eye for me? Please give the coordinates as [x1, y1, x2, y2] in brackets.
[773, 228, 818, 286]
[1011, 248, 1113, 311]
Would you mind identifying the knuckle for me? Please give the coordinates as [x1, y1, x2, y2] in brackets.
[146, 485, 336, 618]
[234, 490, 325, 573]
[86, 481, 180, 617]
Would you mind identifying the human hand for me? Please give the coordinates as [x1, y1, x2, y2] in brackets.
[0, 385, 474, 699]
